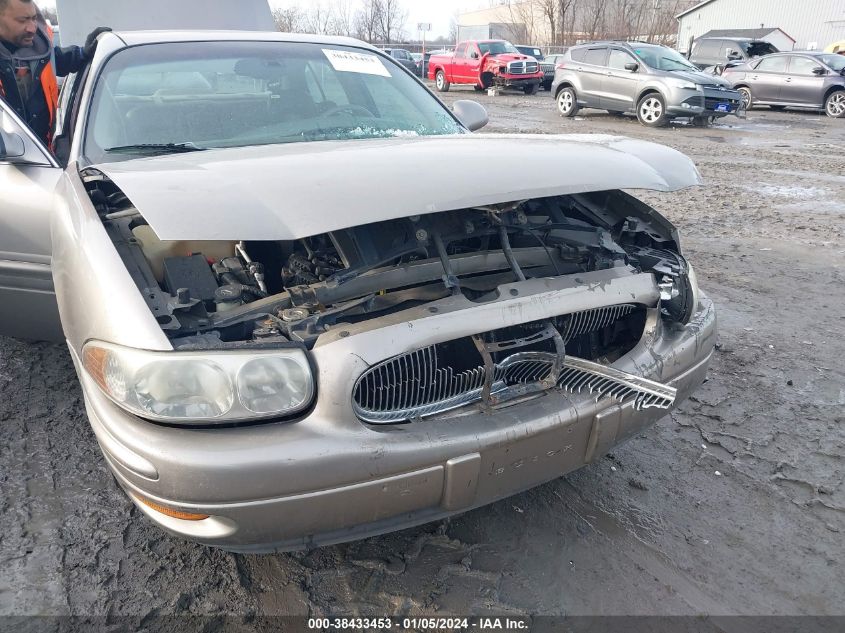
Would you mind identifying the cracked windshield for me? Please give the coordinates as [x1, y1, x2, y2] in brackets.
[84, 41, 463, 163]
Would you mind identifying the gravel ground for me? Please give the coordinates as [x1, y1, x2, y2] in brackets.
[1, 85, 844, 622]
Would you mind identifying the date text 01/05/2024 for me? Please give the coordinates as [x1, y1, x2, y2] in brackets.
[306, 617, 531, 630]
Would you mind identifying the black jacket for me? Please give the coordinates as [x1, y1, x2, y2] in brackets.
[0, 25, 87, 145]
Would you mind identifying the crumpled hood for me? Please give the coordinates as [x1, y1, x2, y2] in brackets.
[91, 134, 702, 241]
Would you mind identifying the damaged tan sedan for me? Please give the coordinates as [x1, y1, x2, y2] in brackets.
[0, 32, 715, 552]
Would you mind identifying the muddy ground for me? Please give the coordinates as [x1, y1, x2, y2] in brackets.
[1, 86, 843, 621]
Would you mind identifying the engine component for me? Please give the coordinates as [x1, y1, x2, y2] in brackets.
[162, 254, 219, 303]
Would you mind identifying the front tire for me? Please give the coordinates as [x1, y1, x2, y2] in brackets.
[556, 87, 579, 117]
[636, 93, 669, 127]
[737, 86, 752, 110]
[824, 90, 845, 118]
[435, 70, 450, 92]
[523, 83, 539, 95]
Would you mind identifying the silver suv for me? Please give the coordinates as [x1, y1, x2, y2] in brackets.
[552, 41, 742, 126]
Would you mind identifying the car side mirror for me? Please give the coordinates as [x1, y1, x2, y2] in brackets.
[812, 66, 827, 75]
[727, 50, 742, 60]
[0, 130, 26, 159]
[452, 99, 488, 131]
[624, 62, 639, 72]
[470, 51, 479, 59]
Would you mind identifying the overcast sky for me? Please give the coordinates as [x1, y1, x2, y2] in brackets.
[267, 0, 490, 40]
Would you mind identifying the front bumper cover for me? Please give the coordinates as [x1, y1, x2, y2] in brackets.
[74, 273, 716, 552]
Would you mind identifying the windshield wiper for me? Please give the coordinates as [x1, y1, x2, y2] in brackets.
[105, 142, 207, 154]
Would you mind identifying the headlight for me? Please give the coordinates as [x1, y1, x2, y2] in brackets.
[659, 259, 701, 325]
[82, 342, 314, 424]
[668, 79, 699, 90]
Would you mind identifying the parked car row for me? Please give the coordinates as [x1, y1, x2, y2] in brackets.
[421, 38, 844, 123]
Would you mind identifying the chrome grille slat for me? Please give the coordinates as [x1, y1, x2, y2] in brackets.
[352, 303, 672, 423]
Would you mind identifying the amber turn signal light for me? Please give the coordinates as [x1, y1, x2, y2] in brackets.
[133, 494, 209, 521]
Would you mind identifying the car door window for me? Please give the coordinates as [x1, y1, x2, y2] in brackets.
[694, 40, 720, 59]
[570, 49, 587, 62]
[755, 56, 788, 73]
[583, 47, 608, 66]
[455, 44, 467, 59]
[788, 56, 820, 75]
[608, 49, 636, 70]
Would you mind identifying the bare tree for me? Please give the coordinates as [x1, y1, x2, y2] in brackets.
[304, 2, 334, 35]
[273, 6, 307, 33]
[505, 1, 539, 44]
[558, 0, 579, 46]
[536, 0, 558, 45]
[354, 0, 381, 43]
[329, 0, 356, 37]
[377, 0, 407, 44]
[449, 10, 460, 45]
[582, 0, 607, 41]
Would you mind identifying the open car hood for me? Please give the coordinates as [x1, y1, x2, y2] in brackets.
[55, 0, 274, 46]
[91, 134, 702, 241]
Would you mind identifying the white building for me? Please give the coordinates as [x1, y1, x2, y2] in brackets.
[676, 0, 845, 53]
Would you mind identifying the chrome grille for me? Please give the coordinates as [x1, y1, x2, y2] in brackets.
[560, 305, 635, 342]
[557, 356, 676, 410]
[352, 304, 673, 423]
[507, 60, 539, 74]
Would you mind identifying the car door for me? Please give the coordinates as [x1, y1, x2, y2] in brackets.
[452, 43, 468, 83]
[0, 100, 63, 340]
[465, 42, 483, 85]
[602, 48, 640, 111]
[748, 55, 789, 102]
[578, 47, 609, 105]
[781, 55, 826, 106]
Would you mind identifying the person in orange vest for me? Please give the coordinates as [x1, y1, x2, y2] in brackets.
[0, 0, 109, 147]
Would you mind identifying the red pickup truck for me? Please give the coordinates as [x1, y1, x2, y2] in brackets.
[427, 40, 544, 94]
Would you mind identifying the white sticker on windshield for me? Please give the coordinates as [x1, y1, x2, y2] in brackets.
[322, 49, 391, 77]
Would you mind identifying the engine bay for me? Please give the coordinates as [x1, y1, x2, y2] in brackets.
[82, 169, 696, 353]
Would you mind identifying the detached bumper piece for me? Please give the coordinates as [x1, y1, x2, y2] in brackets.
[352, 303, 675, 423]
[557, 356, 675, 410]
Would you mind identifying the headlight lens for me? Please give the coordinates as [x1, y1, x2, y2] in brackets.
[669, 79, 699, 90]
[82, 342, 314, 424]
[237, 356, 312, 414]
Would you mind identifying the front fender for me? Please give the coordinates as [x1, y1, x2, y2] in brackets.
[51, 165, 172, 354]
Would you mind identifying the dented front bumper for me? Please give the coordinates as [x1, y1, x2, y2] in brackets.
[73, 269, 716, 552]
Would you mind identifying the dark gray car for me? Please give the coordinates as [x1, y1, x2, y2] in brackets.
[552, 41, 742, 127]
[382, 47, 418, 74]
[689, 37, 778, 70]
[722, 52, 845, 118]
[515, 45, 555, 90]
